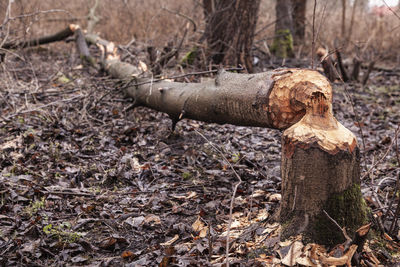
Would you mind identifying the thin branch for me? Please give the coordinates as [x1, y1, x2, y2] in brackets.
[0, 0, 13, 48]
[162, 7, 197, 32]
[361, 126, 399, 179]
[194, 130, 242, 267]
[311, 0, 317, 69]
[381, 0, 400, 21]
[323, 210, 352, 243]
[1, 9, 70, 28]
[331, 66, 368, 175]
[4, 95, 83, 120]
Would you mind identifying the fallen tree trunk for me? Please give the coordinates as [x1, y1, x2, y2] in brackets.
[126, 69, 333, 130]
[86, 34, 332, 130]
[2, 24, 78, 49]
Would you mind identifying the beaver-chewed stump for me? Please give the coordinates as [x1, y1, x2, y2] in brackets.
[280, 90, 368, 246]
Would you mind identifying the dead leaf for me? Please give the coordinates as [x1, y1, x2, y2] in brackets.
[269, 193, 281, 202]
[160, 234, 179, 246]
[144, 214, 161, 225]
[121, 250, 135, 260]
[192, 216, 208, 238]
[319, 244, 357, 266]
[281, 241, 304, 266]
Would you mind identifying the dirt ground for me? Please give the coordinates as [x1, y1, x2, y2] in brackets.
[0, 39, 400, 266]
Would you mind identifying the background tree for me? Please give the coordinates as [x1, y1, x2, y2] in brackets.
[291, 0, 307, 45]
[202, 0, 261, 72]
[271, 0, 294, 58]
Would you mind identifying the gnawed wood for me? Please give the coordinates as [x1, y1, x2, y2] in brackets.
[280, 88, 367, 245]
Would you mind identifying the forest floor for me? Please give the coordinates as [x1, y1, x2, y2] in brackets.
[0, 43, 400, 266]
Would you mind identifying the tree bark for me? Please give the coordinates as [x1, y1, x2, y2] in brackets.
[272, 0, 294, 58]
[202, 0, 261, 72]
[341, 0, 347, 37]
[291, 0, 307, 44]
[280, 91, 367, 246]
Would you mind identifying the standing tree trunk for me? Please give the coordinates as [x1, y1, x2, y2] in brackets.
[280, 92, 368, 246]
[341, 0, 347, 37]
[272, 0, 295, 58]
[202, 0, 261, 72]
[291, 0, 307, 45]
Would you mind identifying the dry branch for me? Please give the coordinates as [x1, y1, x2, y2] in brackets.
[2, 24, 78, 49]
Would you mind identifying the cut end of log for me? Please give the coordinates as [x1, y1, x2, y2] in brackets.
[69, 24, 80, 32]
[269, 69, 332, 129]
[282, 86, 357, 157]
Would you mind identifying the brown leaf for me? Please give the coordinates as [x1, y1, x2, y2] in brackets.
[121, 250, 135, 259]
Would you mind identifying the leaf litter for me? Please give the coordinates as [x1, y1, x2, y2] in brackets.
[0, 45, 399, 266]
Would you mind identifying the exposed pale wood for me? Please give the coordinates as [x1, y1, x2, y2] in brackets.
[283, 92, 356, 156]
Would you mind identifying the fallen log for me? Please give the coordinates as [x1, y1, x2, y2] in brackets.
[2, 24, 78, 49]
[85, 35, 332, 130]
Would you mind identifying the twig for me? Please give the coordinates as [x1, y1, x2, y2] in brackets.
[381, 0, 400, 21]
[323, 210, 352, 244]
[332, 66, 368, 176]
[194, 129, 242, 267]
[87, 0, 100, 34]
[0, 0, 13, 49]
[361, 125, 399, 179]
[383, 124, 400, 235]
[208, 220, 213, 262]
[4, 95, 83, 120]
[1, 8, 69, 28]
[311, 0, 317, 69]
[161, 7, 197, 32]
[46, 191, 95, 197]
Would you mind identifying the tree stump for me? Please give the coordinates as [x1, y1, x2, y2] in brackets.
[280, 91, 368, 246]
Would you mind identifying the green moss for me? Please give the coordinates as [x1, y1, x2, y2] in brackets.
[270, 29, 294, 58]
[181, 47, 198, 66]
[182, 172, 192, 180]
[311, 183, 369, 246]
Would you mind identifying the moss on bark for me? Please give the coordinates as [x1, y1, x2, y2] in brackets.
[310, 183, 369, 246]
[271, 29, 294, 58]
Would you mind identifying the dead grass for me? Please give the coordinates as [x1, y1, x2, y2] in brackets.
[1, 0, 399, 62]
